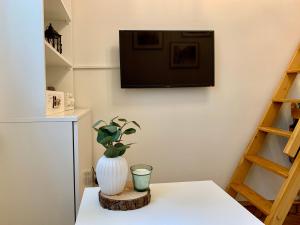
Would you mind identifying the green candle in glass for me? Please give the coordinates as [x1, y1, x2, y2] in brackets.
[130, 164, 153, 192]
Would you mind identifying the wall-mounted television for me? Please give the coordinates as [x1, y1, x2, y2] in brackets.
[119, 30, 214, 88]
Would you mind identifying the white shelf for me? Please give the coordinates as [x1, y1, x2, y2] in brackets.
[43, 108, 91, 121]
[45, 41, 72, 67]
[0, 109, 91, 122]
[44, 0, 71, 22]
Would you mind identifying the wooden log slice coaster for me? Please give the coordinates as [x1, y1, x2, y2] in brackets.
[99, 185, 151, 211]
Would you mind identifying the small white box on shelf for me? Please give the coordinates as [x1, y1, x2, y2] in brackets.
[46, 90, 65, 115]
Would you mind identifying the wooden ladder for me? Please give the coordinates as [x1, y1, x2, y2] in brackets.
[226, 44, 300, 225]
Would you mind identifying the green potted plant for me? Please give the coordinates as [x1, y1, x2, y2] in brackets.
[93, 116, 140, 195]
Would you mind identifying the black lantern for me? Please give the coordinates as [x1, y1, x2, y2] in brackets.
[45, 23, 62, 54]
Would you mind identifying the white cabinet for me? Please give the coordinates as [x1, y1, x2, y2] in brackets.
[0, 110, 92, 225]
[0, 1, 93, 224]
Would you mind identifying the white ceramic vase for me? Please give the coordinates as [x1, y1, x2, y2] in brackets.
[96, 155, 128, 195]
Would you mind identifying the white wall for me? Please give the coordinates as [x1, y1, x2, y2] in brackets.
[72, 0, 300, 199]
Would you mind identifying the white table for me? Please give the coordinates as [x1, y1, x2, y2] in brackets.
[75, 181, 264, 225]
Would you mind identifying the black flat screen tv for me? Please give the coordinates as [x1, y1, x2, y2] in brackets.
[119, 30, 214, 88]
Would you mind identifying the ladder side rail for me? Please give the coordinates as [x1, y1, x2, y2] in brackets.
[288, 44, 300, 71]
[273, 44, 300, 100]
[283, 121, 300, 157]
[264, 153, 300, 225]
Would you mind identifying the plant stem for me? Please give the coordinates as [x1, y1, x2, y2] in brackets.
[118, 121, 129, 141]
[120, 121, 129, 130]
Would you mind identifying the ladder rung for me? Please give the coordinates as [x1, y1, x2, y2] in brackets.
[287, 68, 300, 74]
[230, 183, 272, 215]
[273, 98, 300, 103]
[245, 155, 289, 178]
[258, 126, 292, 138]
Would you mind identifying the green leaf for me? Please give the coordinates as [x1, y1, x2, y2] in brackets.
[110, 121, 121, 127]
[111, 129, 121, 141]
[114, 142, 130, 150]
[123, 128, 136, 135]
[100, 136, 113, 145]
[98, 127, 121, 144]
[131, 121, 141, 129]
[102, 125, 118, 133]
[118, 149, 126, 156]
[104, 143, 131, 158]
[97, 129, 109, 144]
[114, 143, 130, 157]
[118, 118, 127, 122]
[97, 129, 113, 144]
[92, 120, 105, 130]
[114, 143, 125, 148]
[104, 147, 120, 158]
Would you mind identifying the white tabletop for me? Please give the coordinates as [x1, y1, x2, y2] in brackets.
[75, 181, 264, 225]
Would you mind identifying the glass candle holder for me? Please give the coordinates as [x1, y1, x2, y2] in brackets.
[130, 164, 153, 192]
